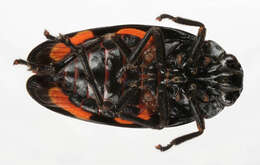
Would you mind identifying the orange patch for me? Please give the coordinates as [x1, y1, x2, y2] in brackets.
[48, 87, 92, 120]
[114, 106, 151, 125]
[50, 43, 71, 61]
[137, 108, 151, 120]
[70, 30, 94, 45]
[49, 30, 94, 61]
[114, 118, 133, 124]
[116, 28, 153, 46]
[117, 28, 147, 39]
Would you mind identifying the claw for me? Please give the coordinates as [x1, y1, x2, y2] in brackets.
[13, 59, 29, 66]
[156, 14, 177, 22]
[155, 144, 163, 151]
[44, 29, 49, 37]
[44, 30, 56, 40]
[155, 16, 162, 22]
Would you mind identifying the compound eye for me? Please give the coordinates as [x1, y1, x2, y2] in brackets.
[221, 91, 241, 106]
[222, 54, 241, 70]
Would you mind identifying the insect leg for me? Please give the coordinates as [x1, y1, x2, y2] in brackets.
[151, 27, 168, 128]
[44, 30, 78, 50]
[129, 27, 165, 64]
[106, 27, 168, 128]
[14, 31, 77, 73]
[43, 30, 103, 73]
[102, 87, 144, 118]
[105, 27, 165, 64]
[78, 48, 104, 109]
[156, 98, 205, 151]
[156, 14, 206, 60]
[157, 85, 169, 129]
[103, 33, 132, 63]
[107, 87, 162, 129]
[156, 14, 205, 28]
[112, 87, 140, 114]
[44, 30, 105, 109]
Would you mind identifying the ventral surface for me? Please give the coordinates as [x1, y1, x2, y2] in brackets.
[14, 14, 243, 151]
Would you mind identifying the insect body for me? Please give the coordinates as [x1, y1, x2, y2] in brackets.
[14, 14, 243, 151]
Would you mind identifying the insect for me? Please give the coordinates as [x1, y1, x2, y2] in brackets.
[14, 14, 243, 151]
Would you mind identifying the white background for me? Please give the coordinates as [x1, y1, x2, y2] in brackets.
[1, 0, 259, 164]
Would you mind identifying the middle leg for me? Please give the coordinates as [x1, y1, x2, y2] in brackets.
[105, 27, 169, 128]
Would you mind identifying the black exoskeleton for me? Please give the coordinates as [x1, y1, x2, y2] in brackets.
[14, 14, 243, 151]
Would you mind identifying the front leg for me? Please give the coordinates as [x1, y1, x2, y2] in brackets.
[156, 14, 206, 62]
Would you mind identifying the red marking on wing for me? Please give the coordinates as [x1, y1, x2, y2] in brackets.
[49, 30, 94, 62]
[137, 105, 151, 120]
[117, 28, 146, 39]
[114, 118, 134, 124]
[70, 30, 94, 45]
[116, 28, 153, 46]
[49, 43, 71, 61]
[114, 105, 151, 125]
[48, 87, 92, 120]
